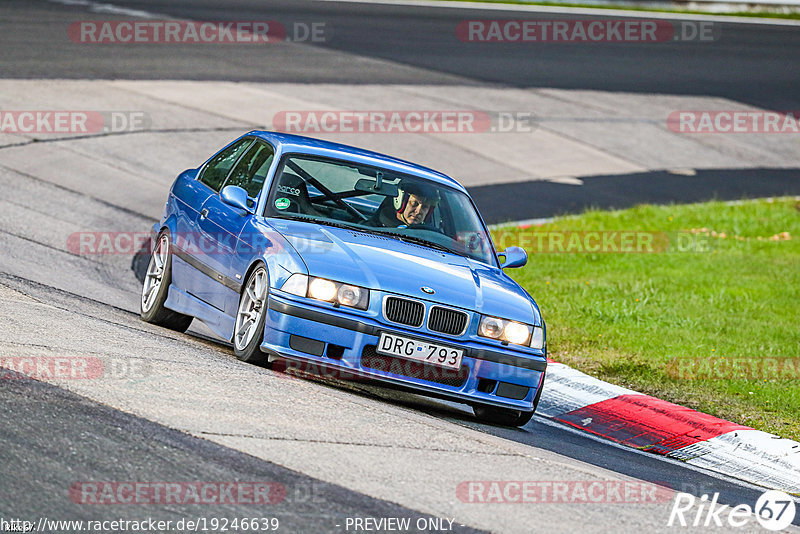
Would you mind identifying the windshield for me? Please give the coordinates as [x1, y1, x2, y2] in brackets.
[264, 154, 497, 265]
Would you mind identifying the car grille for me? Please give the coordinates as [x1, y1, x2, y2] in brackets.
[428, 306, 469, 336]
[384, 296, 424, 327]
[360, 346, 468, 388]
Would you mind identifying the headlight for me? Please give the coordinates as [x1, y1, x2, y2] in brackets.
[478, 316, 505, 338]
[504, 321, 530, 345]
[280, 274, 369, 310]
[308, 277, 337, 301]
[337, 284, 365, 307]
[478, 315, 541, 347]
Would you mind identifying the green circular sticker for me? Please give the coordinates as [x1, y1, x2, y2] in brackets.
[275, 197, 291, 210]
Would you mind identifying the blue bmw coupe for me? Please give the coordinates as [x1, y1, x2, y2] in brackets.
[141, 131, 546, 426]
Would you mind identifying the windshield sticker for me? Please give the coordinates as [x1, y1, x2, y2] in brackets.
[275, 197, 291, 210]
[277, 185, 300, 196]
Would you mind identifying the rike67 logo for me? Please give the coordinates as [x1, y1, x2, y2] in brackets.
[668, 490, 796, 530]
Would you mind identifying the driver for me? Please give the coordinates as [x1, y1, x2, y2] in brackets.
[369, 181, 440, 228]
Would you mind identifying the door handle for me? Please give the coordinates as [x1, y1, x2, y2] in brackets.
[199, 208, 209, 220]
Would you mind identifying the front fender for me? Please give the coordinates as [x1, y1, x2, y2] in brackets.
[232, 218, 308, 294]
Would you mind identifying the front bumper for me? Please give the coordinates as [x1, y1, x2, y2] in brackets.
[262, 292, 547, 411]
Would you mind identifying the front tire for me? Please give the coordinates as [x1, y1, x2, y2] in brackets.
[232, 265, 271, 366]
[473, 405, 534, 427]
[473, 373, 545, 427]
[140, 232, 193, 332]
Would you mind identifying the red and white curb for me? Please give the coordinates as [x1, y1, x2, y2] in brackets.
[538, 361, 800, 495]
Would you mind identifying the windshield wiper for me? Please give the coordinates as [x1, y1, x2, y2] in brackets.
[389, 234, 456, 255]
[272, 214, 364, 232]
[273, 215, 459, 255]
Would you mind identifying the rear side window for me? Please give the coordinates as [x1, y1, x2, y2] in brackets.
[198, 138, 252, 192]
[224, 141, 275, 200]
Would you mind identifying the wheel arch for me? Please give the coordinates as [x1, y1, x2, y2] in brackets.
[155, 214, 179, 241]
[239, 259, 270, 297]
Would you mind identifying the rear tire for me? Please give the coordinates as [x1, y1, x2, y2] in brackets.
[232, 265, 271, 367]
[140, 232, 193, 333]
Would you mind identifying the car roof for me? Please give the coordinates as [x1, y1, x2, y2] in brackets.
[246, 130, 467, 193]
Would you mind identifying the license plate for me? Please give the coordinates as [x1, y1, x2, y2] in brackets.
[376, 332, 464, 370]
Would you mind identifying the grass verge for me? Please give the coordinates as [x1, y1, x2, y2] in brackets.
[495, 197, 800, 440]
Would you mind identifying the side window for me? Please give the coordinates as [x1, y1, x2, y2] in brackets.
[224, 142, 275, 202]
[198, 138, 252, 192]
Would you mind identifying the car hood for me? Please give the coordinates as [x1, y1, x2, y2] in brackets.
[269, 219, 539, 324]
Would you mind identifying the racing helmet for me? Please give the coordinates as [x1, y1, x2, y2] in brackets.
[393, 180, 440, 224]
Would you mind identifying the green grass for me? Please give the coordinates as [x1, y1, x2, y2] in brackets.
[432, 0, 800, 19]
[495, 197, 800, 440]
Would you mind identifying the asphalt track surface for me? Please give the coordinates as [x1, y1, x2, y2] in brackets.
[4, 0, 799, 217]
[4, 0, 799, 110]
[2, 0, 800, 532]
[0, 373, 480, 533]
[0, 271, 790, 529]
[471, 167, 800, 223]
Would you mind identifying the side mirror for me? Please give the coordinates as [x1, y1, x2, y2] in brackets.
[498, 246, 527, 269]
[220, 185, 252, 213]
